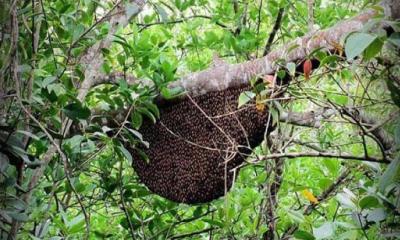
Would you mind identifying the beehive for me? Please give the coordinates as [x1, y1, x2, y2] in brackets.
[129, 86, 270, 204]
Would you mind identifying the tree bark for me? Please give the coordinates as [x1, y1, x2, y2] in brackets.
[169, 0, 399, 96]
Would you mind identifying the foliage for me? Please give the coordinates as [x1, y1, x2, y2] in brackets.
[0, 0, 399, 239]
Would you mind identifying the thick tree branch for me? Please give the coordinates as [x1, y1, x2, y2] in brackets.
[170, 0, 399, 96]
[61, 0, 146, 144]
[77, 0, 146, 100]
[382, 0, 400, 20]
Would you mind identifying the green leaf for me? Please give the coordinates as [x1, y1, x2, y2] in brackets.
[134, 147, 149, 163]
[386, 80, 400, 107]
[337, 230, 358, 240]
[67, 214, 85, 234]
[203, 219, 224, 228]
[127, 128, 149, 148]
[131, 111, 143, 130]
[114, 35, 132, 50]
[101, 62, 112, 74]
[47, 83, 66, 96]
[132, 188, 151, 198]
[155, 5, 168, 23]
[328, 94, 348, 106]
[323, 158, 339, 174]
[287, 209, 305, 224]
[72, 24, 85, 42]
[144, 102, 160, 118]
[63, 102, 91, 120]
[160, 87, 185, 99]
[42, 76, 57, 87]
[63, 135, 85, 154]
[345, 32, 377, 60]
[313, 222, 334, 239]
[137, 107, 156, 123]
[364, 38, 384, 60]
[388, 32, 400, 47]
[286, 62, 296, 76]
[359, 195, 379, 209]
[294, 230, 315, 240]
[8, 212, 28, 222]
[336, 193, 356, 209]
[379, 157, 400, 193]
[238, 91, 256, 108]
[175, 0, 183, 10]
[193, 207, 202, 217]
[320, 55, 340, 67]
[126, 2, 140, 17]
[366, 208, 386, 223]
[117, 145, 133, 164]
[240, 188, 257, 206]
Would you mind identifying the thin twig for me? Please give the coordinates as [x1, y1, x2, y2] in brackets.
[263, 7, 284, 56]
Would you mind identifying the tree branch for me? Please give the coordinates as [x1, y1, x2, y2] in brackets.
[16, 0, 146, 237]
[282, 169, 351, 239]
[170, 227, 215, 239]
[280, 106, 396, 153]
[341, 107, 396, 151]
[260, 152, 390, 163]
[262, 158, 284, 240]
[137, 15, 230, 32]
[279, 108, 336, 128]
[77, 0, 146, 100]
[263, 7, 284, 56]
[169, 8, 379, 96]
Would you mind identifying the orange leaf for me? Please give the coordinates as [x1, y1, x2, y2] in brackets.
[256, 103, 265, 112]
[263, 75, 275, 88]
[255, 95, 266, 112]
[301, 189, 319, 204]
[303, 59, 312, 80]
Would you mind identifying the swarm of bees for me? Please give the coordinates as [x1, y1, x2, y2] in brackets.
[130, 86, 271, 204]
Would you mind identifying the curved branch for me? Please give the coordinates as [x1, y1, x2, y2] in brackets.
[341, 107, 396, 151]
[169, 5, 392, 96]
[279, 108, 336, 128]
[77, 0, 146, 101]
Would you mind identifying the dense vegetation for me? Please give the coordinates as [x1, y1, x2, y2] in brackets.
[0, 0, 399, 239]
